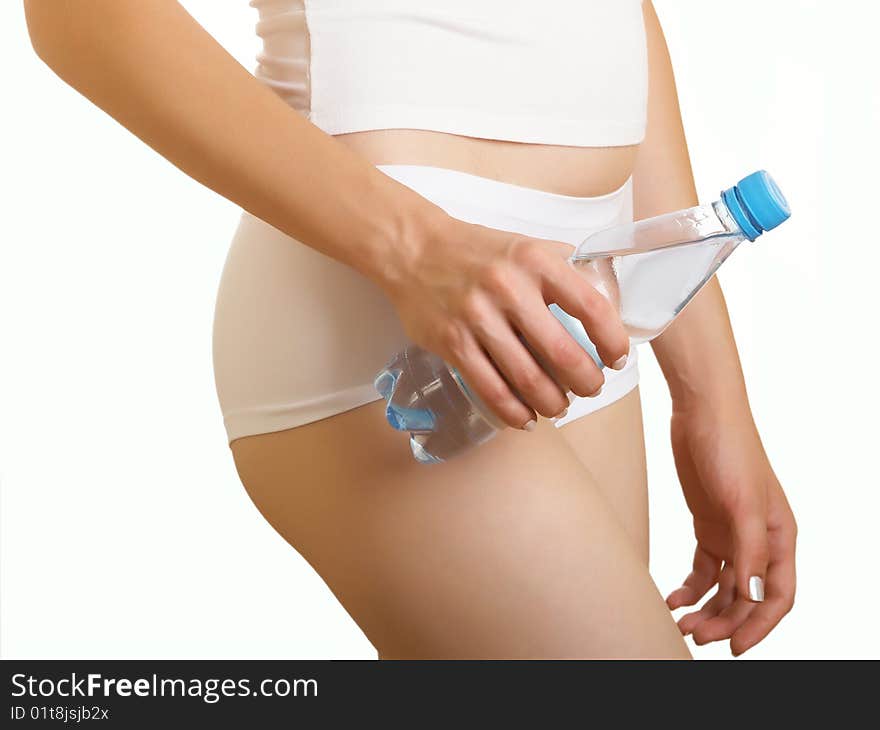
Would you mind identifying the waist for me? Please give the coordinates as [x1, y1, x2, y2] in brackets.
[374, 163, 634, 247]
[335, 130, 639, 197]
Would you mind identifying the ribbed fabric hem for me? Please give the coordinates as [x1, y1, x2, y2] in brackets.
[313, 104, 645, 148]
[223, 355, 642, 443]
[225, 382, 382, 445]
[377, 164, 632, 246]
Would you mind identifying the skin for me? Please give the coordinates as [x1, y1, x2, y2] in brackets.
[24, 0, 796, 657]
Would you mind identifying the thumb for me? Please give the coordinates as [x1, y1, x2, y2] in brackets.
[732, 502, 770, 603]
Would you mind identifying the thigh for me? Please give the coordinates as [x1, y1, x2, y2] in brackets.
[231, 400, 688, 659]
[556, 387, 649, 564]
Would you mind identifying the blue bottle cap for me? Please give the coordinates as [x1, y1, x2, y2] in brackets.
[721, 170, 791, 241]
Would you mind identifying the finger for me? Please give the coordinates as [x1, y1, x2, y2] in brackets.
[465, 293, 569, 418]
[731, 497, 771, 604]
[506, 294, 606, 398]
[541, 257, 630, 370]
[692, 597, 756, 646]
[677, 593, 723, 637]
[680, 565, 736, 639]
[730, 597, 791, 657]
[730, 521, 797, 656]
[442, 323, 537, 430]
[666, 545, 722, 609]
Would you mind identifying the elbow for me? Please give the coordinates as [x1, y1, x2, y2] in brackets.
[23, 0, 100, 76]
[24, 0, 141, 88]
[24, 0, 67, 69]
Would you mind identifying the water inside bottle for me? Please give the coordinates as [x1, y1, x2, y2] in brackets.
[572, 231, 743, 344]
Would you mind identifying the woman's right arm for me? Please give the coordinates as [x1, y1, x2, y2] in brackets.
[25, 0, 629, 428]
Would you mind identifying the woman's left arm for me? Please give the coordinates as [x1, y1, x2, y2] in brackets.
[635, 1, 797, 655]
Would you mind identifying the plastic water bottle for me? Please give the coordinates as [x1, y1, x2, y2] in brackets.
[374, 170, 791, 464]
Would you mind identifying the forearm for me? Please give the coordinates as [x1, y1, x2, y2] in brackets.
[23, 0, 434, 287]
[650, 278, 751, 412]
[636, 1, 751, 413]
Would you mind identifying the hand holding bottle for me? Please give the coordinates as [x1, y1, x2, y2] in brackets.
[377, 209, 631, 431]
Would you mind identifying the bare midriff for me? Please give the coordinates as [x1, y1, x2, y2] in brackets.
[334, 129, 639, 198]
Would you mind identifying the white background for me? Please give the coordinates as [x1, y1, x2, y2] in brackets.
[1, 1, 877, 659]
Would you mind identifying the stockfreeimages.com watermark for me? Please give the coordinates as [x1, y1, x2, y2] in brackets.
[11, 673, 317, 705]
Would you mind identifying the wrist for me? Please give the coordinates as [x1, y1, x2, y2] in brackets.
[352, 180, 449, 297]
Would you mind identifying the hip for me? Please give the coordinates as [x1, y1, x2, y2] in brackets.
[212, 162, 640, 444]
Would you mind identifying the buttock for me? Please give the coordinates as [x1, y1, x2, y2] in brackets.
[212, 164, 640, 445]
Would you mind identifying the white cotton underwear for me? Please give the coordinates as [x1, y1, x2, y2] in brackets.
[212, 164, 639, 444]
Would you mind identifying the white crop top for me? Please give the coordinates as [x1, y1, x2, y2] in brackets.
[250, 0, 648, 147]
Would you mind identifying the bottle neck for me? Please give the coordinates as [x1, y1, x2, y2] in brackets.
[719, 187, 764, 241]
[713, 198, 746, 238]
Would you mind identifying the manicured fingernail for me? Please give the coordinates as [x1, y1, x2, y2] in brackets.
[610, 355, 628, 371]
[523, 420, 537, 432]
[748, 576, 765, 602]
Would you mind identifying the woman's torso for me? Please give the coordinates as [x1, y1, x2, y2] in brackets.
[251, 0, 648, 196]
[337, 131, 638, 196]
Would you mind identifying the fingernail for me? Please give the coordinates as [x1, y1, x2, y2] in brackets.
[523, 420, 537, 432]
[590, 385, 603, 398]
[555, 408, 568, 420]
[748, 576, 765, 602]
[610, 355, 628, 371]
